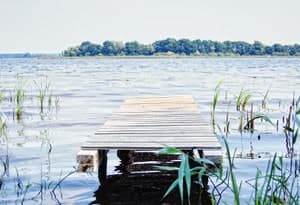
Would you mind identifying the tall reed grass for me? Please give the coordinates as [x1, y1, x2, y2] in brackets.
[34, 78, 51, 114]
[212, 81, 222, 127]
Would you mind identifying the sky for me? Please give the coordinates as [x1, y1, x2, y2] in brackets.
[0, 0, 300, 53]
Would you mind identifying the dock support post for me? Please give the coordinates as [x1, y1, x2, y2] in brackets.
[98, 150, 108, 183]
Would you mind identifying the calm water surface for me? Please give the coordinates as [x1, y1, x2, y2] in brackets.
[0, 57, 299, 204]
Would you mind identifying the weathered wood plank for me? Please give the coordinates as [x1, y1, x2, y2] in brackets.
[81, 142, 221, 150]
[103, 121, 208, 125]
[124, 95, 195, 103]
[87, 137, 219, 142]
[95, 128, 214, 137]
[92, 131, 216, 137]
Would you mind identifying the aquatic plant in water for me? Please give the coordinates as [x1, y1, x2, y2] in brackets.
[14, 76, 26, 122]
[55, 96, 60, 112]
[156, 147, 215, 205]
[211, 81, 222, 127]
[262, 89, 270, 109]
[34, 77, 51, 114]
[0, 92, 3, 104]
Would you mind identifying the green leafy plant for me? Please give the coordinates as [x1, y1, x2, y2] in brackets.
[156, 147, 215, 205]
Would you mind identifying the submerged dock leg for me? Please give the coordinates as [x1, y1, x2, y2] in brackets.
[98, 150, 108, 183]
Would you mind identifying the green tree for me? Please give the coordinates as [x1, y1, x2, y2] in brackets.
[177, 39, 196, 55]
[250, 41, 265, 55]
[124, 41, 141, 55]
[153, 38, 178, 53]
[78, 41, 102, 56]
[102, 41, 124, 55]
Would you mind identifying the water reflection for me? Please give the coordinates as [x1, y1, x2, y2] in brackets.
[92, 173, 211, 205]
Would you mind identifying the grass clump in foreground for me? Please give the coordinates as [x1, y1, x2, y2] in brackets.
[158, 97, 300, 205]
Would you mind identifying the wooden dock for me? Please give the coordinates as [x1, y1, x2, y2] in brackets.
[77, 95, 222, 179]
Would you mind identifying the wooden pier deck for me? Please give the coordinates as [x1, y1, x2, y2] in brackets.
[77, 95, 222, 178]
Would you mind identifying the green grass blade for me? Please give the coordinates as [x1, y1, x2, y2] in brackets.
[295, 111, 300, 127]
[178, 154, 185, 204]
[293, 128, 298, 145]
[244, 114, 274, 130]
[215, 80, 222, 91]
[224, 138, 240, 205]
[162, 178, 179, 199]
[262, 154, 277, 204]
[184, 155, 191, 204]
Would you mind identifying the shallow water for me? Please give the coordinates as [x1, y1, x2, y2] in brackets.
[0, 57, 299, 204]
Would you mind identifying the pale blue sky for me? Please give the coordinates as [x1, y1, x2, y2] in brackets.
[1, 0, 299, 53]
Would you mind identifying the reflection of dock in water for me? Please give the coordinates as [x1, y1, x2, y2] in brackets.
[91, 173, 212, 205]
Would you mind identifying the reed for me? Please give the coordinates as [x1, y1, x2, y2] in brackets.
[212, 81, 222, 126]
[223, 138, 241, 205]
[241, 92, 251, 111]
[238, 112, 243, 132]
[34, 78, 51, 114]
[262, 89, 270, 109]
[283, 97, 299, 160]
[16, 104, 22, 122]
[236, 89, 244, 111]
[224, 111, 230, 136]
[54, 96, 60, 113]
[243, 114, 274, 132]
[48, 92, 52, 111]
[0, 117, 7, 139]
[15, 89, 24, 106]
[0, 117, 9, 178]
[14, 77, 26, 121]
[0, 92, 3, 103]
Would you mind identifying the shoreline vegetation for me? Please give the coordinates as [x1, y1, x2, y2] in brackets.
[62, 38, 300, 57]
[2, 39, 300, 59]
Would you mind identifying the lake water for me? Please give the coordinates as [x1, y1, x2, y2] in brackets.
[0, 57, 299, 204]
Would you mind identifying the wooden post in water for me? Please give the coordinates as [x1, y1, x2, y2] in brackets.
[98, 150, 108, 183]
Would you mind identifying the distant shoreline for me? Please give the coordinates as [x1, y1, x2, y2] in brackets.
[41, 55, 300, 60]
[2, 54, 300, 60]
[62, 39, 300, 57]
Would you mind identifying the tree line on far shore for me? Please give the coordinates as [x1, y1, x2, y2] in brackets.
[63, 38, 300, 57]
